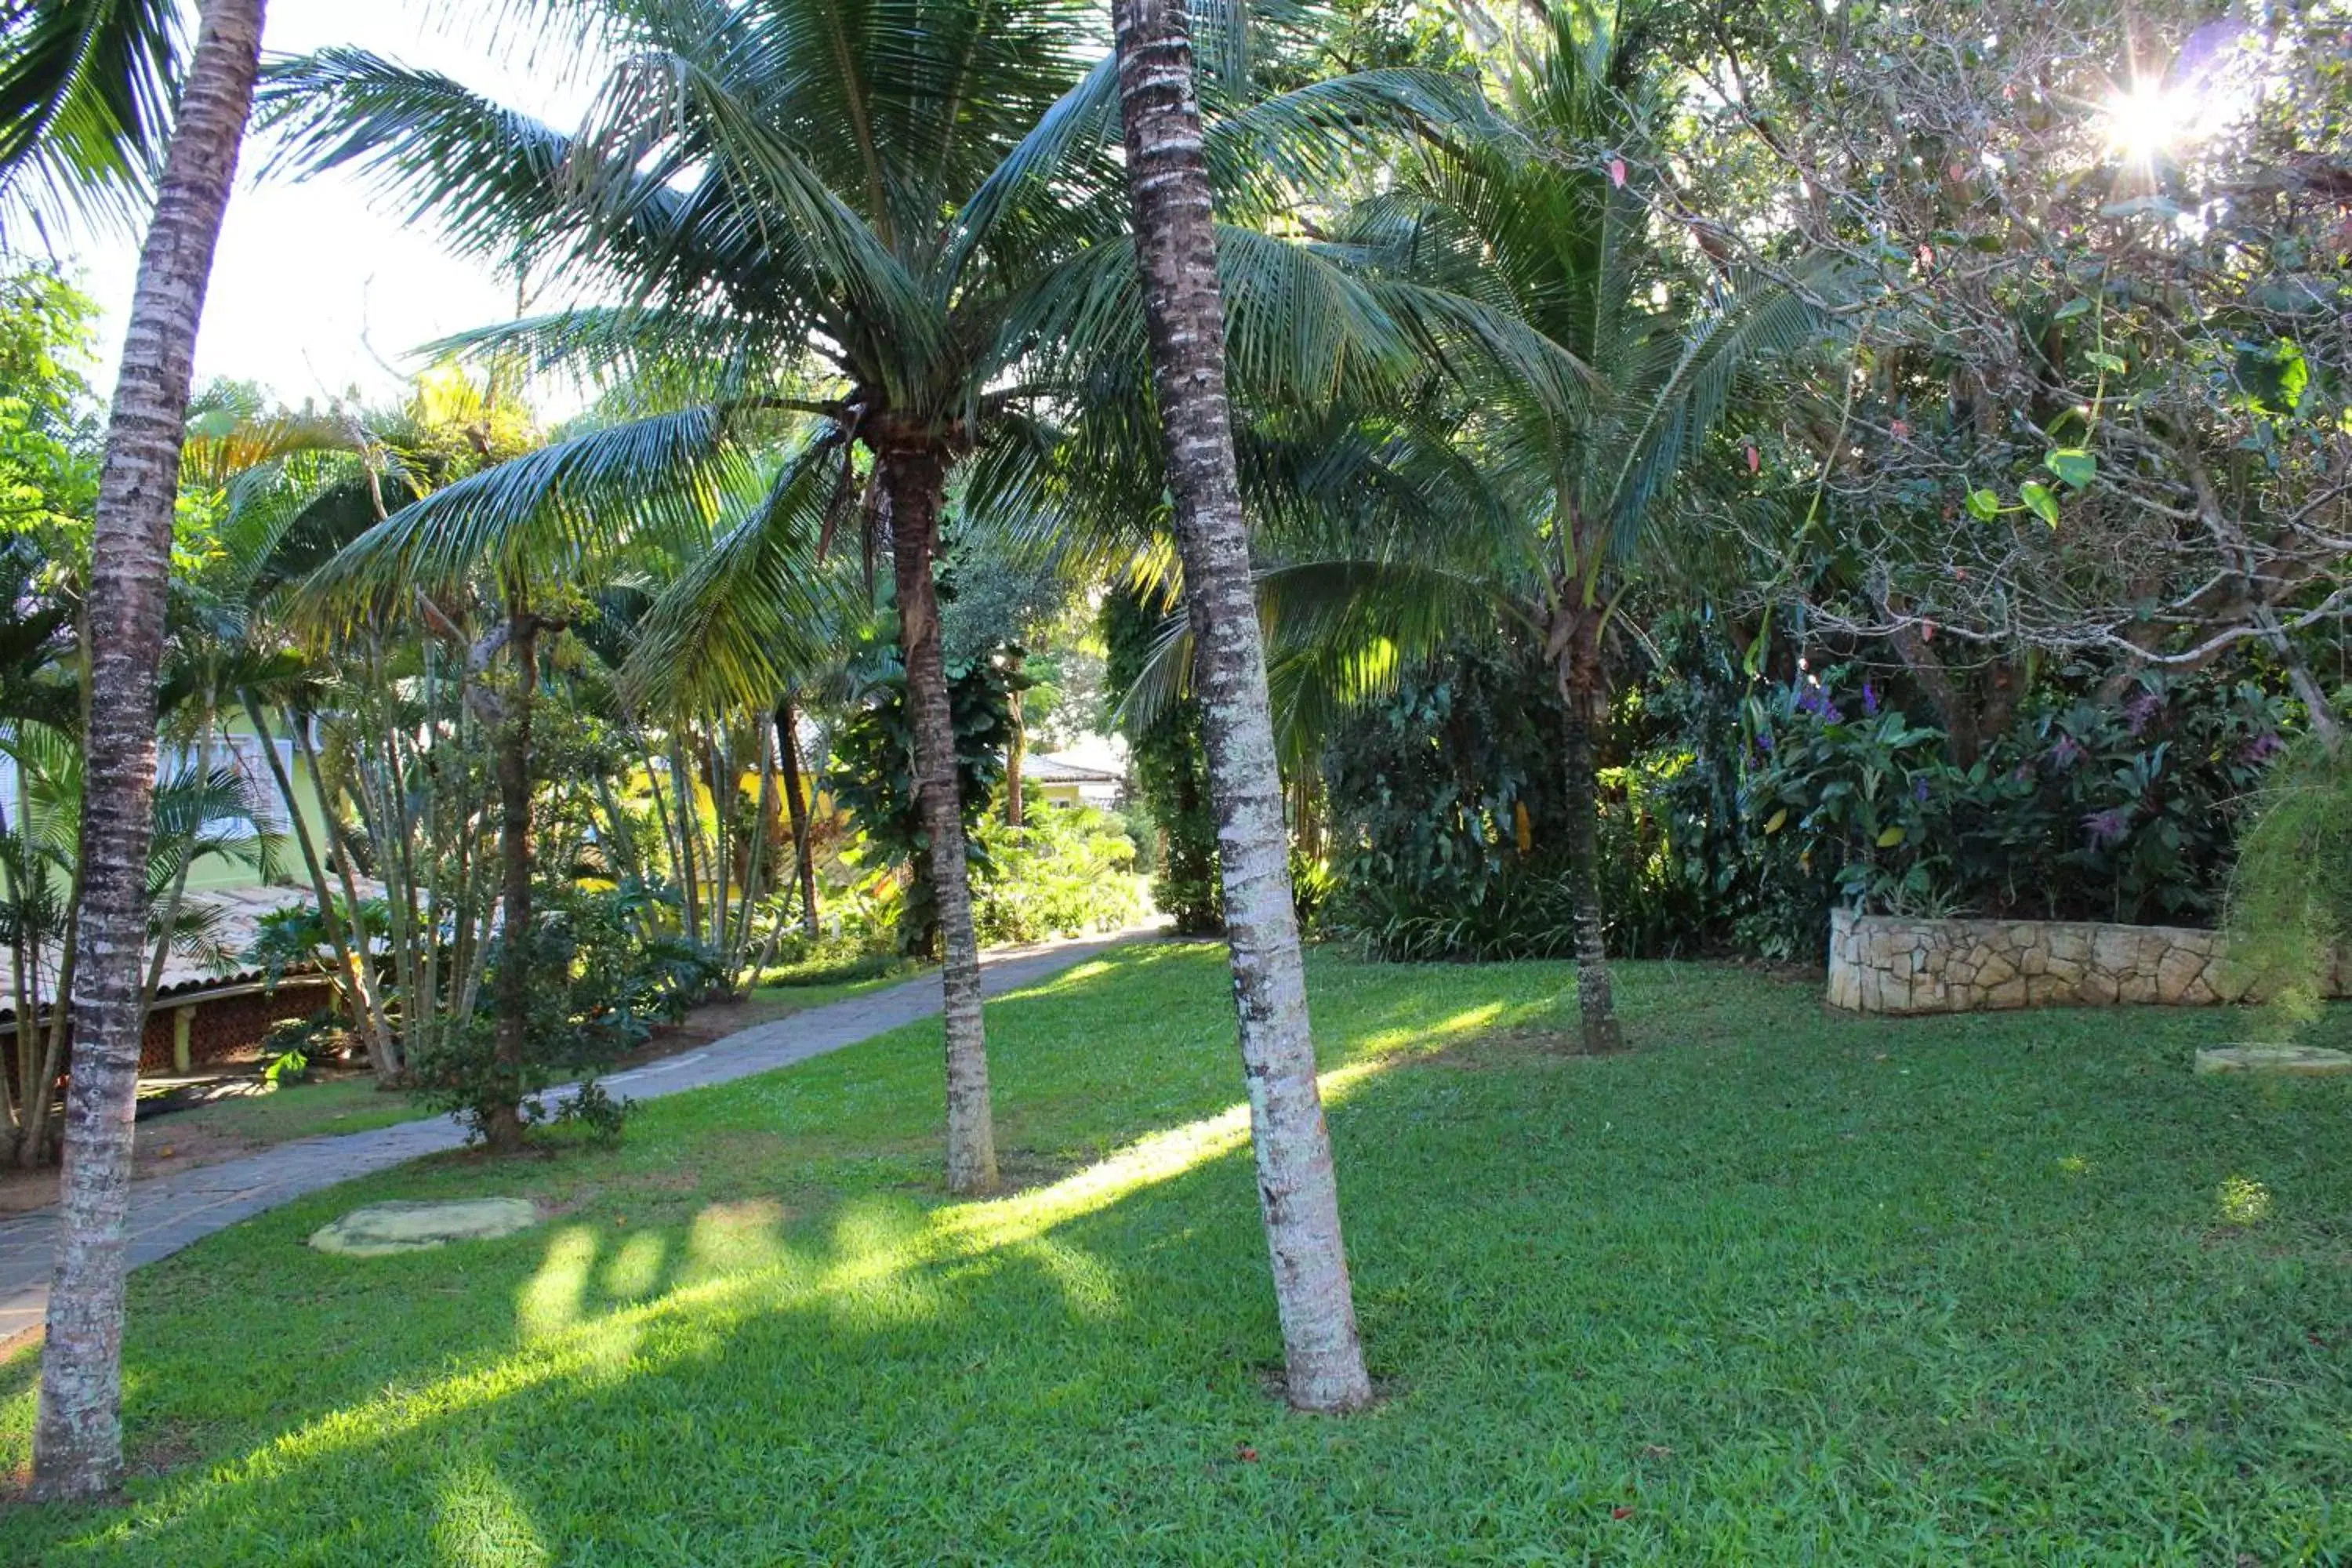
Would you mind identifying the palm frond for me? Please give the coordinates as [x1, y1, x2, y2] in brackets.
[620, 432, 861, 714]
[0, 0, 180, 232]
[295, 404, 748, 622]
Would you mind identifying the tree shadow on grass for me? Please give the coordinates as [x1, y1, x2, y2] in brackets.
[5, 958, 2352, 1562]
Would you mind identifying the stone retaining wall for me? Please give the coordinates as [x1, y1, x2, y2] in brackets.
[1825, 908, 2347, 1015]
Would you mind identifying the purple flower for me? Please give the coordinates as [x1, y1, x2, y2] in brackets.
[2083, 805, 2133, 848]
[2012, 760, 2035, 783]
[2123, 690, 2162, 735]
[1862, 681, 1881, 717]
[1911, 775, 1931, 803]
[2241, 732, 2288, 764]
[1756, 728, 1776, 753]
[2049, 734, 2086, 770]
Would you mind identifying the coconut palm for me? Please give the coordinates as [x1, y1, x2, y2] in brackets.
[1107, 0, 1376, 1411]
[9, 0, 270, 1501]
[1131, 5, 1852, 1051]
[263, 0, 1532, 1198]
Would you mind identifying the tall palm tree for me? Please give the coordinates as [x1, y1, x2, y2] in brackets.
[20, 0, 269, 1503]
[1211, 6, 1847, 1051]
[1109, 0, 1370, 1412]
[266, 0, 1518, 1195]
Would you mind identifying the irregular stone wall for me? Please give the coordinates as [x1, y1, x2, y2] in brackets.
[1825, 908, 2346, 1014]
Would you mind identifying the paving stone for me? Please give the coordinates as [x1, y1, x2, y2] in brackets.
[310, 1197, 541, 1256]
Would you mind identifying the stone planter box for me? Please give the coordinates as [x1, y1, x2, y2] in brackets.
[1824, 908, 2347, 1015]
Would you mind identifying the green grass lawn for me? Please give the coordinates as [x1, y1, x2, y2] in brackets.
[143, 1075, 420, 1149]
[4, 946, 2349, 1564]
[108, 966, 929, 1175]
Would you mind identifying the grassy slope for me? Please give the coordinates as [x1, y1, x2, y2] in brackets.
[143, 1076, 419, 1147]
[2, 946, 2347, 1565]
[112, 970, 928, 1168]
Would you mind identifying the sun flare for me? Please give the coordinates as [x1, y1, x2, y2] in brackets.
[2100, 80, 2184, 162]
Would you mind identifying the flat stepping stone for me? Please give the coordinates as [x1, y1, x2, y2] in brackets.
[2194, 1044, 2352, 1077]
[308, 1197, 542, 1257]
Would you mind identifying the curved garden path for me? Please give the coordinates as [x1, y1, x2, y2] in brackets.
[0, 930, 1149, 1344]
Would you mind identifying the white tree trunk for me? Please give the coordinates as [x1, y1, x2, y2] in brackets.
[34, 0, 269, 1501]
[1110, 0, 1371, 1412]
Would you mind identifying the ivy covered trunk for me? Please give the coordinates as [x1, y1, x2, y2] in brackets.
[774, 699, 822, 938]
[485, 611, 539, 1155]
[34, 0, 269, 1502]
[1004, 660, 1027, 829]
[880, 441, 997, 1196]
[1553, 607, 1623, 1054]
[1112, 0, 1372, 1413]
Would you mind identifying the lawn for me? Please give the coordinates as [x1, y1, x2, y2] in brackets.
[0, 965, 938, 1215]
[2, 945, 2347, 1564]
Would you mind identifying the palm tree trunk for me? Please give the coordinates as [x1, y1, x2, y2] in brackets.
[485, 612, 539, 1154]
[34, 0, 269, 1502]
[1111, 0, 1371, 1414]
[1555, 612, 1623, 1054]
[774, 699, 821, 938]
[880, 441, 996, 1196]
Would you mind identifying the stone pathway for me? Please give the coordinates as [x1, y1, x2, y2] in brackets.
[0, 931, 1147, 1343]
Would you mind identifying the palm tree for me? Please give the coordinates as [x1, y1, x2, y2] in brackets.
[266, 0, 1513, 1195]
[16, 0, 270, 1503]
[1109, 0, 1371, 1412]
[1185, 6, 1848, 1051]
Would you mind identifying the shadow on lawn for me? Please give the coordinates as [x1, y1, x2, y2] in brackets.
[5, 953, 2350, 1563]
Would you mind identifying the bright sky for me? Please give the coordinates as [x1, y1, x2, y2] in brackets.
[61, 0, 608, 414]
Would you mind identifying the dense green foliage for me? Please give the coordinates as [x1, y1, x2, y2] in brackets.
[1105, 586, 1221, 935]
[3, 947, 2348, 1563]
[2224, 740, 2352, 1026]
[830, 659, 1013, 957]
[969, 806, 1143, 946]
[408, 885, 722, 1145]
[1320, 639, 1581, 960]
[1321, 620, 2304, 964]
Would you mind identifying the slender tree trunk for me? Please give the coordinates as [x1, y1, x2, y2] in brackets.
[1112, 0, 1371, 1414]
[880, 441, 996, 1196]
[244, 696, 395, 1074]
[1555, 612, 1624, 1054]
[140, 715, 216, 1029]
[774, 699, 821, 938]
[1005, 660, 1027, 829]
[22, 865, 80, 1169]
[34, 0, 269, 1502]
[291, 709, 403, 1079]
[485, 613, 539, 1154]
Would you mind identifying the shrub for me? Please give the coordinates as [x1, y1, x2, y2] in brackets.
[971, 807, 1142, 945]
[1321, 638, 1581, 961]
[1103, 586, 1222, 935]
[1746, 667, 2288, 935]
[408, 886, 718, 1145]
[2223, 738, 2352, 1028]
